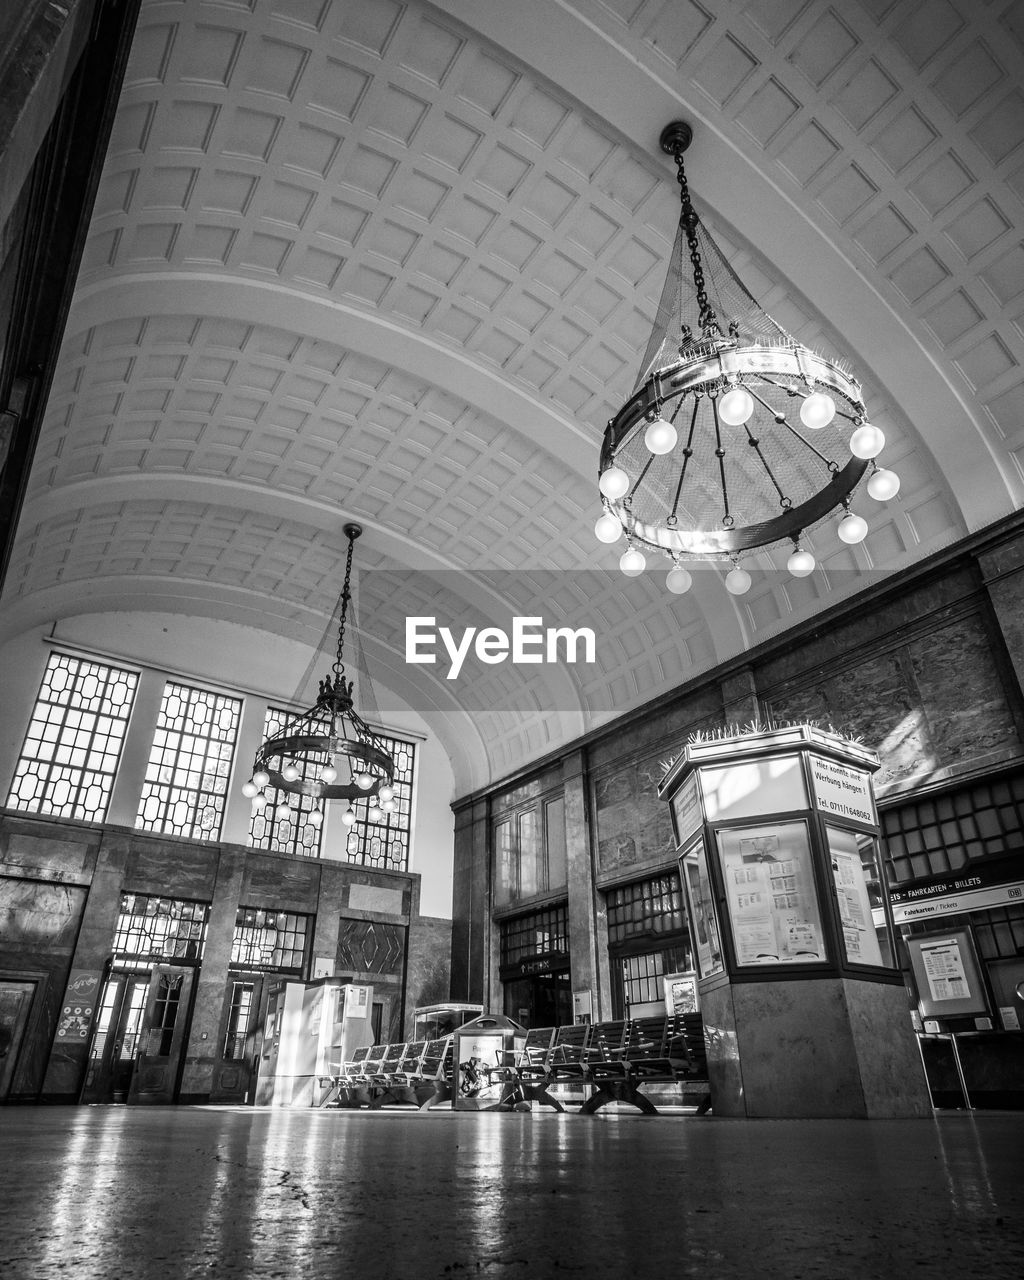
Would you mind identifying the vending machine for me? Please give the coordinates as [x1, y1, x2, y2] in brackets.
[255, 978, 374, 1107]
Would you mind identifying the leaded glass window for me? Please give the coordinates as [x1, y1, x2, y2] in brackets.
[882, 770, 1024, 883]
[247, 706, 326, 857]
[135, 682, 241, 840]
[112, 894, 208, 962]
[606, 873, 686, 946]
[6, 652, 138, 821]
[231, 908, 310, 975]
[339, 731, 416, 872]
[499, 903, 569, 970]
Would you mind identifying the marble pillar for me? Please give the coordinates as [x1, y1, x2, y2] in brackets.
[701, 976, 932, 1118]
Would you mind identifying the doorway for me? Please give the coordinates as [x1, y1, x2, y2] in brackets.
[209, 974, 265, 1104]
[81, 966, 196, 1103]
[0, 979, 37, 1098]
[502, 969, 572, 1028]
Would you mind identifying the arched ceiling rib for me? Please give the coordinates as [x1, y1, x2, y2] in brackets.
[3, 0, 1023, 791]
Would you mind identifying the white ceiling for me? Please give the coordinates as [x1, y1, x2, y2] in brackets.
[3, 0, 1024, 793]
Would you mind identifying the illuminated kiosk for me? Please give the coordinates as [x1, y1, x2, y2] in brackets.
[659, 724, 931, 1118]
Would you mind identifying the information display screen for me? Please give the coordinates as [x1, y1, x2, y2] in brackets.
[716, 821, 826, 966]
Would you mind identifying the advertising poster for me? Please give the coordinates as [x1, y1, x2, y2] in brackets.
[682, 841, 724, 978]
[717, 822, 824, 966]
[907, 931, 989, 1019]
[808, 754, 875, 826]
[826, 828, 885, 966]
[664, 973, 698, 1015]
[54, 970, 102, 1042]
[456, 1033, 503, 1100]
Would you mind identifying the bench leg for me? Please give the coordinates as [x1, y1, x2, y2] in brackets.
[521, 1083, 565, 1113]
[580, 1083, 659, 1116]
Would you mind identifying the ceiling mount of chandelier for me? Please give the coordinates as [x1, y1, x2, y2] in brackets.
[241, 523, 395, 830]
[596, 121, 900, 595]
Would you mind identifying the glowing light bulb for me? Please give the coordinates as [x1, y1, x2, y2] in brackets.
[381, 798, 396, 813]
[644, 415, 677, 454]
[368, 802, 383, 822]
[725, 567, 752, 595]
[619, 547, 646, 577]
[282, 762, 299, 783]
[787, 548, 816, 578]
[242, 780, 258, 799]
[378, 785, 394, 803]
[595, 513, 622, 544]
[309, 808, 323, 829]
[276, 800, 292, 820]
[799, 392, 836, 429]
[838, 512, 868, 544]
[599, 466, 630, 500]
[251, 792, 267, 812]
[850, 424, 885, 459]
[320, 764, 337, 784]
[718, 386, 754, 426]
[867, 468, 900, 501]
[356, 772, 374, 790]
[666, 565, 692, 595]
[252, 770, 270, 789]
[341, 807, 357, 828]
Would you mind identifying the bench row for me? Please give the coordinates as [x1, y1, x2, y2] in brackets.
[318, 1012, 711, 1116]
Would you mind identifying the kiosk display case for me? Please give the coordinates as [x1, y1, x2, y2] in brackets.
[661, 724, 930, 1118]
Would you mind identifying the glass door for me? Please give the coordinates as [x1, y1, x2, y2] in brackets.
[81, 972, 150, 1103]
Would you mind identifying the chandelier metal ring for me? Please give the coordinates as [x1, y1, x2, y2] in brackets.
[595, 122, 899, 592]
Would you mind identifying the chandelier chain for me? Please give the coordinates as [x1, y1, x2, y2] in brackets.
[671, 144, 720, 338]
[333, 529, 357, 683]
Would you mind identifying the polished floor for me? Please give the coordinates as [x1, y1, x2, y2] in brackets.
[1, 1106, 1022, 1279]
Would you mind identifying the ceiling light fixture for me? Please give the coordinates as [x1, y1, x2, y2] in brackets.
[596, 122, 899, 595]
[241, 523, 395, 829]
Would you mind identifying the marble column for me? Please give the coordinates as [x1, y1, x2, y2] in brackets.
[451, 797, 489, 1006]
[177, 842, 247, 1102]
[41, 830, 128, 1100]
[563, 751, 609, 1019]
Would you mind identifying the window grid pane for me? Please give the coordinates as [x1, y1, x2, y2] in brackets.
[606, 874, 686, 946]
[970, 905, 1024, 961]
[622, 952, 665, 1007]
[247, 706, 326, 857]
[136, 682, 241, 840]
[112, 893, 209, 963]
[499, 903, 569, 969]
[231, 908, 309, 974]
[883, 771, 1024, 883]
[7, 652, 138, 821]
[338, 732, 415, 872]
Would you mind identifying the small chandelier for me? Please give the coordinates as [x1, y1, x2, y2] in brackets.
[241, 523, 395, 831]
[596, 123, 900, 596]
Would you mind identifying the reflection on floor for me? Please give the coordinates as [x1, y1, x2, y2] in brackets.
[1, 1106, 1022, 1279]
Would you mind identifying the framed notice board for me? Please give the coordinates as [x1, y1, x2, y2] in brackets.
[906, 929, 989, 1019]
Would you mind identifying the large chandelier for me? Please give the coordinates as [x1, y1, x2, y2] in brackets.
[241, 523, 395, 831]
[596, 122, 900, 596]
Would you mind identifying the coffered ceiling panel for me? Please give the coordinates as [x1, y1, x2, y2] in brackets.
[3, 0, 1023, 792]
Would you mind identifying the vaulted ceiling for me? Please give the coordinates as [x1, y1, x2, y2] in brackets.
[2, 0, 1023, 794]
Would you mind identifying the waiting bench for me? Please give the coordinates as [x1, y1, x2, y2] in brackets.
[580, 1013, 710, 1116]
[319, 1014, 710, 1116]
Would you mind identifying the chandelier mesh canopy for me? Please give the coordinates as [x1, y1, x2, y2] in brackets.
[241, 523, 396, 832]
[596, 123, 899, 594]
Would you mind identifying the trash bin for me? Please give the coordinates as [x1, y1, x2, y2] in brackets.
[452, 1013, 527, 1111]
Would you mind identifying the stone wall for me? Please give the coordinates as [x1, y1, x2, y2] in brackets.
[451, 513, 1024, 1018]
[0, 813, 449, 1102]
